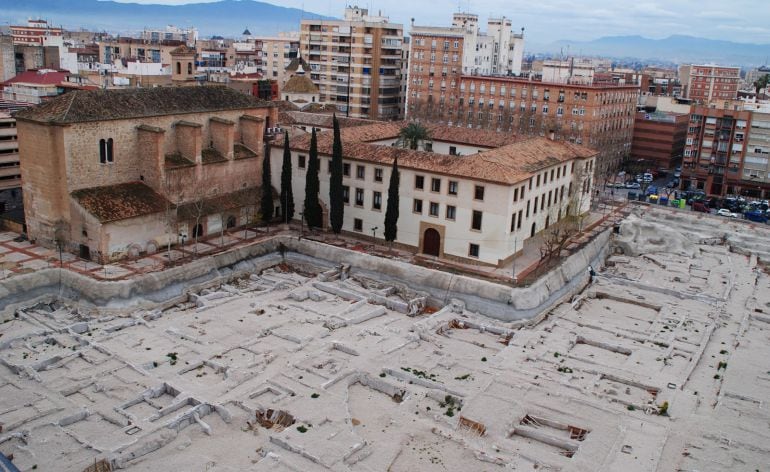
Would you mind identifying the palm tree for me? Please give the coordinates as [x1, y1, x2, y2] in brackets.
[396, 122, 431, 150]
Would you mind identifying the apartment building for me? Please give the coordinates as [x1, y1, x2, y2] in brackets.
[10, 20, 63, 46]
[0, 112, 20, 193]
[257, 34, 300, 86]
[99, 38, 186, 67]
[631, 111, 688, 171]
[139, 25, 198, 43]
[742, 112, 770, 197]
[406, 43, 637, 174]
[1, 69, 71, 104]
[409, 13, 525, 80]
[300, 6, 403, 120]
[269, 121, 595, 267]
[679, 64, 740, 104]
[682, 105, 754, 197]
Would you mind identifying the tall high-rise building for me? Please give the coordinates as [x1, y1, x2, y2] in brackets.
[679, 64, 740, 104]
[300, 6, 403, 119]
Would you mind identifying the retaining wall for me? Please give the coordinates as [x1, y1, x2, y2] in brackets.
[0, 230, 612, 322]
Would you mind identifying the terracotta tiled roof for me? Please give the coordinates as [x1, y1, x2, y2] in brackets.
[176, 187, 262, 219]
[14, 86, 274, 124]
[422, 123, 519, 148]
[71, 182, 170, 223]
[3, 69, 69, 86]
[288, 122, 597, 185]
[282, 75, 318, 94]
[279, 111, 379, 129]
[170, 45, 196, 55]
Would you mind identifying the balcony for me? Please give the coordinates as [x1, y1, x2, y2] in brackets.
[0, 128, 17, 138]
[0, 141, 19, 152]
[0, 166, 21, 178]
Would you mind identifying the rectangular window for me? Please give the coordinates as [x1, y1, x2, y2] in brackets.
[448, 181, 458, 195]
[541, 195, 545, 211]
[446, 205, 456, 220]
[415, 175, 425, 190]
[355, 188, 364, 206]
[513, 188, 519, 202]
[533, 196, 538, 214]
[550, 169, 555, 181]
[298, 155, 306, 169]
[353, 218, 363, 231]
[517, 210, 523, 229]
[343, 163, 351, 177]
[510, 213, 516, 231]
[342, 185, 350, 204]
[356, 165, 365, 179]
[468, 243, 479, 258]
[374, 168, 383, 182]
[373, 191, 382, 210]
[429, 202, 439, 216]
[431, 178, 441, 192]
[413, 199, 423, 213]
[526, 200, 530, 218]
[474, 185, 485, 201]
[536, 174, 541, 187]
[471, 210, 482, 231]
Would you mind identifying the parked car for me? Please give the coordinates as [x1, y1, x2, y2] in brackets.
[692, 202, 710, 213]
[745, 210, 768, 223]
[625, 181, 641, 189]
[642, 172, 654, 183]
[646, 185, 658, 196]
[717, 209, 739, 218]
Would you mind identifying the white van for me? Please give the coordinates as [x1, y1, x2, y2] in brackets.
[642, 172, 653, 183]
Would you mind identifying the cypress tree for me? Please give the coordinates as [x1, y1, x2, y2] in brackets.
[384, 156, 400, 246]
[304, 128, 323, 229]
[280, 132, 295, 223]
[260, 143, 274, 224]
[329, 114, 344, 234]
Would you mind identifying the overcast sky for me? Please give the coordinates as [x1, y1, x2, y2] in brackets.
[113, 0, 770, 44]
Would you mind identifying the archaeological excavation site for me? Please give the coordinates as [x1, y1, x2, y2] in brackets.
[1, 205, 770, 471]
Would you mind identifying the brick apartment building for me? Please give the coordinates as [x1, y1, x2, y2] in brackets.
[14, 86, 277, 262]
[681, 105, 758, 197]
[631, 111, 688, 171]
[10, 20, 63, 46]
[406, 27, 638, 175]
[679, 64, 740, 104]
[300, 6, 403, 120]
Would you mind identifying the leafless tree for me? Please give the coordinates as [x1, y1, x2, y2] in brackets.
[569, 162, 593, 233]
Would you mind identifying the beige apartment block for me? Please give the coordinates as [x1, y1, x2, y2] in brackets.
[300, 6, 403, 120]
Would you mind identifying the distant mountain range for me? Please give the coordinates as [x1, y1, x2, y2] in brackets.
[543, 35, 770, 67]
[0, 0, 332, 37]
[2, 1, 768, 67]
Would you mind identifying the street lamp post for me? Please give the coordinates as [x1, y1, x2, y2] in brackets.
[371, 226, 378, 242]
[512, 236, 517, 285]
[299, 210, 304, 240]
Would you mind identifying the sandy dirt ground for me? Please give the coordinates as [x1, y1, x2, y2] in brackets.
[0, 206, 769, 471]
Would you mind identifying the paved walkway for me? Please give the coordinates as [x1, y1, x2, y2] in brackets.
[0, 204, 628, 285]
